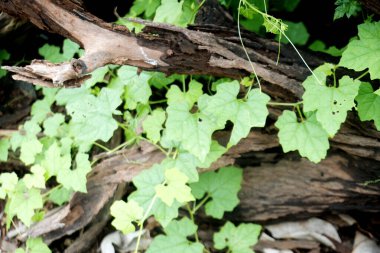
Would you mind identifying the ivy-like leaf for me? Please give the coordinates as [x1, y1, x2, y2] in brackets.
[15, 237, 51, 253]
[39, 39, 81, 63]
[110, 200, 144, 234]
[7, 181, 43, 226]
[190, 166, 243, 219]
[146, 217, 204, 253]
[0, 172, 18, 199]
[43, 113, 65, 137]
[303, 71, 360, 136]
[143, 109, 166, 143]
[129, 164, 182, 227]
[67, 88, 122, 144]
[48, 187, 72, 205]
[154, 0, 184, 26]
[214, 222, 261, 253]
[57, 153, 91, 192]
[275, 110, 329, 163]
[334, 0, 361, 20]
[20, 138, 43, 165]
[339, 21, 380, 80]
[41, 142, 71, 178]
[155, 168, 194, 206]
[198, 81, 269, 147]
[23, 165, 46, 189]
[0, 138, 10, 161]
[355, 82, 380, 130]
[118, 66, 152, 109]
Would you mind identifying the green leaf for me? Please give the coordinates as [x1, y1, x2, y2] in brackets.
[7, 181, 43, 226]
[143, 109, 166, 143]
[0, 138, 10, 161]
[277, 21, 309, 46]
[190, 166, 242, 219]
[41, 142, 71, 178]
[23, 165, 46, 189]
[154, 0, 184, 26]
[146, 217, 204, 253]
[196, 141, 227, 169]
[110, 200, 144, 234]
[167, 80, 203, 107]
[303, 72, 360, 136]
[48, 187, 72, 205]
[165, 101, 214, 161]
[67, 88, 122, 144]
[161, 153, 199, 182]
[155, 168, 194, 206]
[229, 89, 270, 146]
[26, 237, 51, 253]
[57, 153, 91, 192]
[56, 86, 91, 106]
[118, 66, 152, 109]
[263, 16, 288, 35]
[214, 222, 261, 253]
[20, 138, 43, 165]
[43, 113, 65, 137]
[334, 0, 361, 20]
[198, 81, 269, 147]
[0, 49, 10, 61]
[271, 0, 300, 12]
[0, 172, 18, 199]
[128, 0, 161, 18]
[355, 82, 380, 130]
[129, 164, 182, 227]
[309, 40, 344, 57]
[339, 21, 380, 80]
[84, 66, 109, 87]
[39, 39, 81, 63]
[275, 111, 329, 163]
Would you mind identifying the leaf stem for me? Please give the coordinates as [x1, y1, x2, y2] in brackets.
[138, 136, 169, 156]
[186, 203, 200, 243]
[296, 104, 304, 122]
[268, 101, 303, 107]
[134, 195, 158, 253]
[355, 70, 369, 81]
[193, 194, 211, 213]
[238, 0, 262, 92]
[149, 99, 167, 105]
[93, 142, 111, 152]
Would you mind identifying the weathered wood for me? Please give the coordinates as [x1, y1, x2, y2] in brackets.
[232, 155, 380, 222]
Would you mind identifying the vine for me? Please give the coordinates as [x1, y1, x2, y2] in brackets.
[0, 0, 379, 252]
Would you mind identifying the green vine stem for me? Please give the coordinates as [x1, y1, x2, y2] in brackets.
[193, 194, 211, 213]
[268, 101, 303, 107]
[296, 104, 304, 122]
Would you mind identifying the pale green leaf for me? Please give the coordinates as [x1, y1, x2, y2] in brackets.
[355, 82, 380, 130]
[23, 165, 46, 189]
[48, 187, 72, 205]
[0, 138, 10, 161]
[339, 21, 380, 80]
[26, 237, 51, 253]
[190, 166, 242, 219]
[7, 181, 43, 226]
[118, 66, 152, 109]
[154, 0, 184, 26]
[229, 89, 269, 146]
[0, 172, 18, 199]
[55, 86, 91, 106]
[155, 168, 194, 206]
[41, 142, 71, 177]
[67, 88, 122, 143]
[275, 111, 329, 163]
[146, 217, 204, 253]
[110, 200, 144, 234]
[277, 21, 309, 45]
[143, 109, 166, 143]
[129, 164, 181, 226]
[161, 153, 199, 182]
[43, 113, 65, 137]
[167, 80, 203, 107]
[214, 222, 261, 253]
[57, 153, 91, 192]
[83, 66, 109, 87]
[20, 138, 43, 165]
[303, 72, 360, 136]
